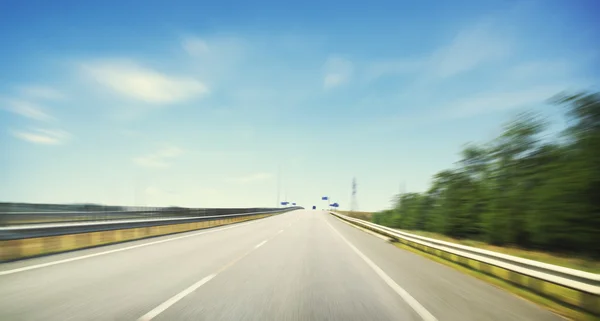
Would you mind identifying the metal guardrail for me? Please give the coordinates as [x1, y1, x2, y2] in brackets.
[330, 212, 600, 295]
[0, 207, 302, 240]
[390, 227, 600, 288]
[0, 207, 301, 226]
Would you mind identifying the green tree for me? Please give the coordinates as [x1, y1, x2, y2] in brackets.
[371, 91, 600, 257]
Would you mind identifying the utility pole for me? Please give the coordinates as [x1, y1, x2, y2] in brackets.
[398, 181, 406, 207]
[276, 164, 281, 207]
[351, 177, 358, 213]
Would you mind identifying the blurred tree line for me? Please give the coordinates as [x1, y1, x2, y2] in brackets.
[372, 92, 600, 257]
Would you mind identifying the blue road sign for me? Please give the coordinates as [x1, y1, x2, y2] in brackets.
[322, 196, 328, 200]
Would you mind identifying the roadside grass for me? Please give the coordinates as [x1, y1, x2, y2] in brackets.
[335, 210, 373, 221]
[396, 229, 600, 274]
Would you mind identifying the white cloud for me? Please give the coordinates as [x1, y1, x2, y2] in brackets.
[11, 128, 70, 145]
[366, 20, 511, 83]
[365, 59, 423, 81]
[440, 85, 565, 119]
[226, 172, 273, 184]
[81, 60, 209, 104]
[157, 146, 184, 158]
[180, 36, 246, 86]
[181, 36, 245, 62]
[1, 86, 62, 125]
[368, 85, 567, 133]
[182, 37, 209, 56]
[18, 86, 65, 101]
[323, 56, 353, 89]
[133, 146, 184, 168]
[3, 99, 55, 121]
[428, 21, 511, 79]
[323, 74, 345, 88]
[507, 60, 575, 81]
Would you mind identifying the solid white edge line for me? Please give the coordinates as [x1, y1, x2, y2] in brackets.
[0, 217, 268, 276]
[137, 274, 216, 321]
[324, 219, 438, 321]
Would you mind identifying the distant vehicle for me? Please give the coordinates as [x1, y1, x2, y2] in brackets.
[312, 206, 316, 210]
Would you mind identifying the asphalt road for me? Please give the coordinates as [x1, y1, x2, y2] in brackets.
[0, 210, 562, 321]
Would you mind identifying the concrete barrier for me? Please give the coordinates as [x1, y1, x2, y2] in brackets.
[0, 213, 273, 262]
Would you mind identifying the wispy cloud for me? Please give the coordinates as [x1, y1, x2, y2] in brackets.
[365, 59, 423, 81]
[81, 60, 209, 104]
[181, 36, 245, 60]
[3, 99, 55, 122]
[182, 37, 209, 56]
[18, 86, 65, 101]
[226, 172, 273, 184]
[3, 87, 70, 145]
[506, 60, 576, 81]
[323, 56, 353, 89]
[427, 21, 511, 80]
[366, 20, 511, 83]
[180, 36, 247, 86]
[439, 85, 565, 120]
[11, 128, 70, 145]
[368, 85, 566, 134]
[133, 146, 184, 168]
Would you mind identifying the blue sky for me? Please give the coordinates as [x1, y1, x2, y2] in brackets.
[1, 0, 598, 210]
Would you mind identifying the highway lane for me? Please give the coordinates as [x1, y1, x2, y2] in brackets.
[0, 210, 562, 320]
